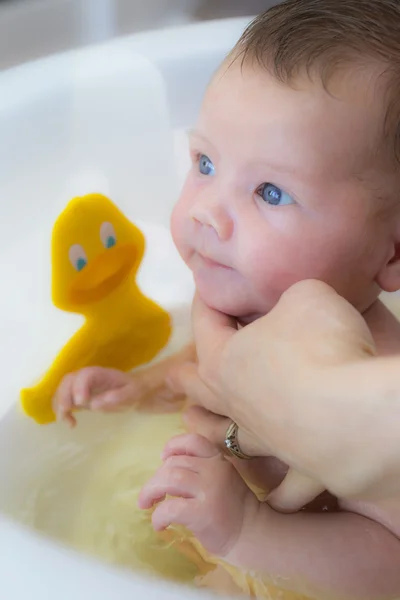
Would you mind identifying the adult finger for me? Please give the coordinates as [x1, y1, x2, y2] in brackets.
[168, 362, 224, 414]
[267, 468, 325, 513]
[183, 406, 230, 449]
[183, 405, 266, 458]
[191, 293, 237, 369]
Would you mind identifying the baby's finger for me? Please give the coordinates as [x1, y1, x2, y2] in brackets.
[162, 433, 220, 461]
[151, 497, 197, 532]
[53, 373, 76, 427]
[138, 467, 200, 509]
[73, 367, 129, 407]
[89, 385, 134, 411]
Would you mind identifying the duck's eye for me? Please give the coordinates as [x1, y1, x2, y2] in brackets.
[69, 244, 88, 272]
[76, 258, 87, 271]
[100, 222, 117, 249]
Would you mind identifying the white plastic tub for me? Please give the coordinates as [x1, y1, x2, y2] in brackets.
[0, 17, 251, 600]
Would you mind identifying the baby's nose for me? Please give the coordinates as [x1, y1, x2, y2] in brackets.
[189, 203, 233, 241]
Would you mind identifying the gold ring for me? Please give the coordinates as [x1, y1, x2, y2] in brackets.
[224, 421, 252, 460]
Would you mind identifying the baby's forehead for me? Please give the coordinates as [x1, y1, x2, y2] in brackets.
[210, 55, 386, 110]
[200, 60, 390, 178]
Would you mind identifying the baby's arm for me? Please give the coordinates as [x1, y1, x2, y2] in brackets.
[139, 434, 400, 600]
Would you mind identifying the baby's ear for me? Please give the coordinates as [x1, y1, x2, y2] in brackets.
[376, 242, 400, 292]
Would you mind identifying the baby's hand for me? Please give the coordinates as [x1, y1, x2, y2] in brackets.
[53, 362, 179, 427]
[138, 433, 259, 557]
[53, 367, 139, 427]
[53, 345, 196, 427]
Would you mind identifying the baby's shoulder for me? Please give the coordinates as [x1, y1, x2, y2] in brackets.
[364, 298, 400, 356]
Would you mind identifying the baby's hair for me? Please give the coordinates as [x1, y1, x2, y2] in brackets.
[231, 0, 400, 165]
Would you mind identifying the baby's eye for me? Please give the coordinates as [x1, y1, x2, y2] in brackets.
[256, 183, 294, 206]
[198, 154, 215, 176]
[100, 222, 117, 249]
[69, 244, 88, 272]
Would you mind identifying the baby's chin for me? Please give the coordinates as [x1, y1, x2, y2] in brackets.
[194, 274, 265, 323]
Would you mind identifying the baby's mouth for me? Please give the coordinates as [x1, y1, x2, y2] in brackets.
[197, 252, 232, 271]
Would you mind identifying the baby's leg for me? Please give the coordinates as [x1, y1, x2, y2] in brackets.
[224, 502, 400, 600]
[341, 495, 400, 541]
[196, 566, 244, 596]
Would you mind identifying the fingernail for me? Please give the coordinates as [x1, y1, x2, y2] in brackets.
[75, 394, 85, 407]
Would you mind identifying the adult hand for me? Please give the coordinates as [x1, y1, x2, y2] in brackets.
[170, 280, 400, 511]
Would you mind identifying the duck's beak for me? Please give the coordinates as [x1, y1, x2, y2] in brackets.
[69, 243, 137, 304]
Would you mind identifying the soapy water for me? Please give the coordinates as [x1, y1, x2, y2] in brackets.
[4, 410, 200, 585]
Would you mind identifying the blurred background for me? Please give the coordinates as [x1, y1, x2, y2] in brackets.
[0, 0, 279, 70]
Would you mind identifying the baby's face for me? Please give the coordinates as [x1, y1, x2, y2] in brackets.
[171, 61, 396, 320]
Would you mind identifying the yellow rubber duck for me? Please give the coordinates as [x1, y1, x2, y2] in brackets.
[21, 193, 171, 425]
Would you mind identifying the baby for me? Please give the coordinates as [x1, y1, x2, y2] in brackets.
[54, 1, 400, 598]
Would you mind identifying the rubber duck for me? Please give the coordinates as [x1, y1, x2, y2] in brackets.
[21, 193, 171, 424]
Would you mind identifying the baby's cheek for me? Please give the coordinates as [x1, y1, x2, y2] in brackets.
[170, 201, 182, 246]
[170, 196, 190, 260]
[170, 177, 199, 262]
[244, 243, 304, 309]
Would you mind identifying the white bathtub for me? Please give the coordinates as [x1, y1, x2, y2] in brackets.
[0, 17, 251, 600]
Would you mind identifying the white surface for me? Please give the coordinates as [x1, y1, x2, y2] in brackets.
[0, 515, 204, 600]
[0, 17, 249, 600]
[0, 46, 175, 252]
[0, 0, 202, 69]
[0, 0, 267, 70]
